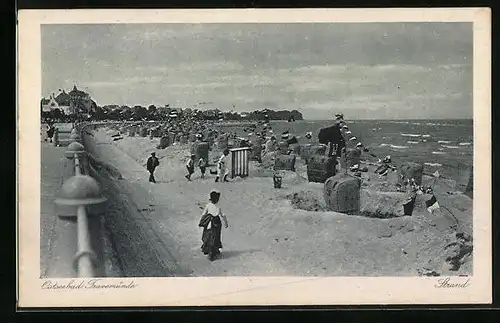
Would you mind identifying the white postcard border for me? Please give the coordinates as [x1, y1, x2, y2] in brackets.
[17, 8, 492, 307]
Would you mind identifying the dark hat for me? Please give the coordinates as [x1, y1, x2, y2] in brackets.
[209, 189, 221, 202]
[335, 113, 344, 120]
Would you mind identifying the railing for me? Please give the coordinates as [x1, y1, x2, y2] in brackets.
[53, 122, 107, 278]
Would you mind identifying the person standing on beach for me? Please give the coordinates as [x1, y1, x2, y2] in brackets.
[185, 154, 196, 181]
[263, 135, 277, 155]
[198, 156, 207, 179]
[215, 149, 230, 183]
[198, 190, 228, 261]
[43, 123, 51, 142]
[146, 152, 160, 183]
[46, 123, 55, 143]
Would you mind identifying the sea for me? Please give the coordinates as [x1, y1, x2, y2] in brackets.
[221, 119, 473, 186]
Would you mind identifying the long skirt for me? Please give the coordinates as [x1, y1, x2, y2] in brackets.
[201, 216, 223, 256]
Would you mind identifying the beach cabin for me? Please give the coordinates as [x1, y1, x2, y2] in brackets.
[229, 147, 251, 178]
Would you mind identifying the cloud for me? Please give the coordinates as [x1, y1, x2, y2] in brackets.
[82, 75, 165, 88]
[135, 60, 245, 73]
[42, 23, 473, 119]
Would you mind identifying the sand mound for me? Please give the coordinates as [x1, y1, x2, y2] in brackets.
[416, 229, 473, 276]
[287, 190, 326, 212]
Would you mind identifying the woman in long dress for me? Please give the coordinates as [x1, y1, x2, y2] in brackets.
[198, 190, 228, 261]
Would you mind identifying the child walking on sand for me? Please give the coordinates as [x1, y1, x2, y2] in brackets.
[198, 190, 228, 261]
[198, 157, 207, 179]
[215, 149, 230, 183]
[185, 154, 196, 181]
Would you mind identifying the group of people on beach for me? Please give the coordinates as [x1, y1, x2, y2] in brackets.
[142, 112, 365, 262]
[183, 148, 230, 183]
[145, 151, 230, 261]
[146, 147, 232, 185]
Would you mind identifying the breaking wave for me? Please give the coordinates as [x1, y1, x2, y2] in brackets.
[438, 140, 451, 144]
[432, 151, 447, 155]
[424, 162, 443, 167]
[379, 143, 409, 149]
[401, 133, 431, 138]
[459, 142, 472, 146]
[442, 145, 460, 149]
[407, 141, 419, 144]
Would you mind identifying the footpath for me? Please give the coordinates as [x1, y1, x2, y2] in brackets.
[40, 142, 77, 277]
[86, 131, 292, 276]
[41, 135, 121, 278]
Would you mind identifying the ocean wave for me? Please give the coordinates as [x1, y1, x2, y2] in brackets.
[401, 133, 431, 139]
[407, 141, 419, 144]
[426, 122, 455, 127]
[459, 142, 472, 146]
[379, 143, 408, 149]
[438, 140, 451, 144]
[432, 151, 447, 155]
[424, 162, 443, 167]
[442, 145, 460, 149]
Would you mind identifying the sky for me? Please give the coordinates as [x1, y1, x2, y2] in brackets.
[41, 23, 473, 120]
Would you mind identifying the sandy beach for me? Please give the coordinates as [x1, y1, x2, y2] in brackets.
[82, 125, 473, 277]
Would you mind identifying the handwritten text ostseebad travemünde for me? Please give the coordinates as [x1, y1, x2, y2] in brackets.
[41, 279, 138, 290]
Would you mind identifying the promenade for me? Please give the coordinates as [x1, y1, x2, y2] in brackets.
[40, 141, 76, 277]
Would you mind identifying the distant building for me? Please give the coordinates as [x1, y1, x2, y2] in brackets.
[41, 93, 72, 114]
[41, 94, 56, 112]
[69, 85, 97, 115]
[54, 90, 71, 114]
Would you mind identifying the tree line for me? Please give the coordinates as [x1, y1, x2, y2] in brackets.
[41, 103, 304, 122]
